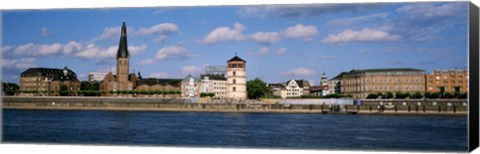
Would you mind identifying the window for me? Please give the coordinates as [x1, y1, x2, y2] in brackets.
[233, 79, 236, 84]
[233, 87, 236, 92]
[233, 71, 236, 76]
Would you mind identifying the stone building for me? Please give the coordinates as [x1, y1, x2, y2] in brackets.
[136, 78, 181, 92]
[328, 73, 342, 94]
[19, 66, 80, 96]
[200, 74, 227, 98]
[267, 83, 287, 98]
[100, 21, 137, 94]
[425, 69, 468, 93]
[181, 74, 201, 98]
[339, 68, 425, 98]
[226, 54, 247, 99]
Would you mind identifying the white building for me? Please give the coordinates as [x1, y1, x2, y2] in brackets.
[200, 74, 228, 98]
[286, 80, 304, 98]
[88, 72, 111, 82]
[226, 55, 247, 99]
[181, 74, 200, 98]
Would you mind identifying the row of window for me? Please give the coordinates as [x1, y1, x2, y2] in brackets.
[343, 85, 423, 92]
[343, 78, 424, 84]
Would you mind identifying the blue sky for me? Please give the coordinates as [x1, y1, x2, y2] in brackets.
[1, 2, 469, 85]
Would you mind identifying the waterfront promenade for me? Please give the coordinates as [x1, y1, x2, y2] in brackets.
[1, 96, 467, 115]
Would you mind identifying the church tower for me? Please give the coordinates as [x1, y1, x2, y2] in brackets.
[321, 72, 328, 87]
[116, 20, 130, 83]
[227, 54, 247, 99]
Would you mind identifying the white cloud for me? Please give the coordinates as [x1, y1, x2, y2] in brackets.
[137, 58, 154, 65]
[327, 12, 389, 25]
[10, 41, 147, 60]
[318, 56, 338, 60]
[2, 58, 36, 69]
[180, 65, 201, 76]
[97, 27, 121, 41]
[149, 72, 169, 78]
[134, 23, 178, 36]
[275, 48, 287, 55]
[236, 6, 268, 18]
[14, 43, 64, 56]
[237, 4, 381, 18]
[279, 67, 317, 77]
[203, 22, 247, 44]
[396, 3, 464, 18]
[247, 46, 270, 56]
[74, 44, 148, 59]
[129, 44, 148, 55]
[89, 23, 178, 43]
[282, 24, 319, 42]
[322, 28, 400, 44]
[250, 32, 281, 45]
[41, 27, 53, 37]
[155, 46, 195, 61]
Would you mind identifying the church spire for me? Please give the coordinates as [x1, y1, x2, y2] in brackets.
[117, 20, 129, 58]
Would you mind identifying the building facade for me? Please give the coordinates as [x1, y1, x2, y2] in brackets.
[425, 69, 468, 93]
[19, 66, 80, 96]
[226, 55, 247, 99]
[181, 74, 201, 98]
[285, 80, 304, 98]
[339, 68, 425, 98]
[200, 74, 228, 98]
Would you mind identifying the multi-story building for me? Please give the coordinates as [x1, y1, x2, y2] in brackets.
[267, 83, 287, 98]
[181, 74, 201, 98]
[100, 21, 137, 94]
[200, 74, 228, 98]
[88, 72, 110, 82]
[19, 66, 80, 96]
[425, 69, 468, 93]
[226, 54, 247, 99]
[339, 68, 425, 98]
[310, 73, 329, 96]
[328, 75, 342, 94]
[285, 80, 304, 98]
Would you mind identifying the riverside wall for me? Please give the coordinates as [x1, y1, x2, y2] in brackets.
[1, 96, 468, 115]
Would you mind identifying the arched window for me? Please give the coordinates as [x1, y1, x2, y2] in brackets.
[233, 71, 236, 76]
[233, 87, 236, 92]
[233, 79, 236, 84]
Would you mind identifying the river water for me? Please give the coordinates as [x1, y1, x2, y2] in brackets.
[2, 109, 468, 151]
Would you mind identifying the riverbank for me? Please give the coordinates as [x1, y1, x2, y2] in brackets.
[1, 96, 467, 116]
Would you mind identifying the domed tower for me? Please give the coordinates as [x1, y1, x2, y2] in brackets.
[227, 54, 247, 99]
[116, 20, 130, 83]
[321, 72, 328, 87]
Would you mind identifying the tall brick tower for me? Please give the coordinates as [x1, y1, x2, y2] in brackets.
[227, 54, 247, 99]
[116, 20, 129, 83]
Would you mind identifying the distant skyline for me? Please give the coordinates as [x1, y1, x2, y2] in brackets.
[1, 2, 469, 85]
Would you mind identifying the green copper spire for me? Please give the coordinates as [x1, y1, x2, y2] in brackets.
[117, 20, 129, 58]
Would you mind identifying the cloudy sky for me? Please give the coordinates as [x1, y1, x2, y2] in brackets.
[1, 2, 469, 85]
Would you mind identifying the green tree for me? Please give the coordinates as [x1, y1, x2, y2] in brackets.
[59, 84, 69, 96]
[2, 82, 19, 95]
[411, 91, 423, 99]
[382, 92, 394, 99]
[247, 78, 269, 99]
[366, 93, 378, 99]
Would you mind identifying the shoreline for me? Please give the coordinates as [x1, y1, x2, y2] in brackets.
[2, 96, 468, 116]
[2, 106, 467, 116]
